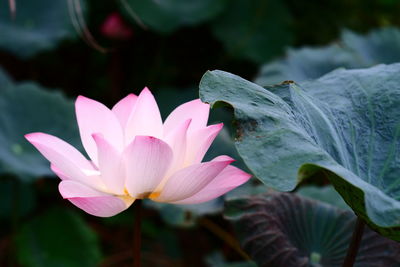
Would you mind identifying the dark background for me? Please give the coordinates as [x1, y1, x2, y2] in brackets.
[0, 0, 399, 266]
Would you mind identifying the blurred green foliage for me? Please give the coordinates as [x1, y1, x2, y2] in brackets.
[0, 0, 85, 59]
[0, 0, 400, 266]
[15, 208, 102, 267]
[297, 185, 350, 210]
[121, 0, 228, 34]
[255, 27, 400, 85]
[211, 0, 292, 63]
[0, 177, 36, 220]
[205, 251, 256, 267]
[0, 75, 81, 180]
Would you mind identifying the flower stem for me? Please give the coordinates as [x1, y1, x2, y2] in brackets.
[133, 200, 142, 267]
[342, 217, 365, 267]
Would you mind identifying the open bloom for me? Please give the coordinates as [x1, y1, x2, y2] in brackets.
[25, 88, 251, 217]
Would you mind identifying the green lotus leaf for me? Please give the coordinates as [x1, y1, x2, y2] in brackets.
[211, 0, 292, 63]
[0, 0, 85, 58]
[15, 208, 102, 267]
[225, 193, 400, 266]
[121, 0, 227, 33]
[0, 81, 81, 180]
[199, 64, 400, 240]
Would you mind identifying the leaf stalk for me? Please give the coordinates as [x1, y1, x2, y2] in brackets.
[342, 217, 365, 267]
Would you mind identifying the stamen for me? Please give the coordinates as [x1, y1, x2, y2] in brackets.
[149, 191, 161, 199]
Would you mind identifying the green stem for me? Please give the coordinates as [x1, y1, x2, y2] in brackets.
[342, 217, 365, 267]
[133, 200, 142, 267]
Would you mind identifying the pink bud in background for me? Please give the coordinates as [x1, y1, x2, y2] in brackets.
[25, 88, 251, 217]
[100, 13, 133, 40]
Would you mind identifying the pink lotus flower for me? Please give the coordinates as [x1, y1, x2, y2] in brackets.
[100, 13, 133, 40]
[25, 88, 251, 217]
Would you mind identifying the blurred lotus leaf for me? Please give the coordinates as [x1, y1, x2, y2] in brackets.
[200, 64, 400, 241]
[343, 27, 400, 65]
[255, 27, 400, 86]
[15, 208, 102, 267]
[225, 193, 400, 266]
[255, 44, 362, 86]
[206, 251, 256, 267]
[121, 0, 227, 33]
[211, 0, 292, 63]
[297, 185, 350, 210]
[0, 76, 81, 180]
[145, 198, 223, 227]
[0, 67, 12, 86]
[0, 0, 86, 58]
[0, 177, 36, 220]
